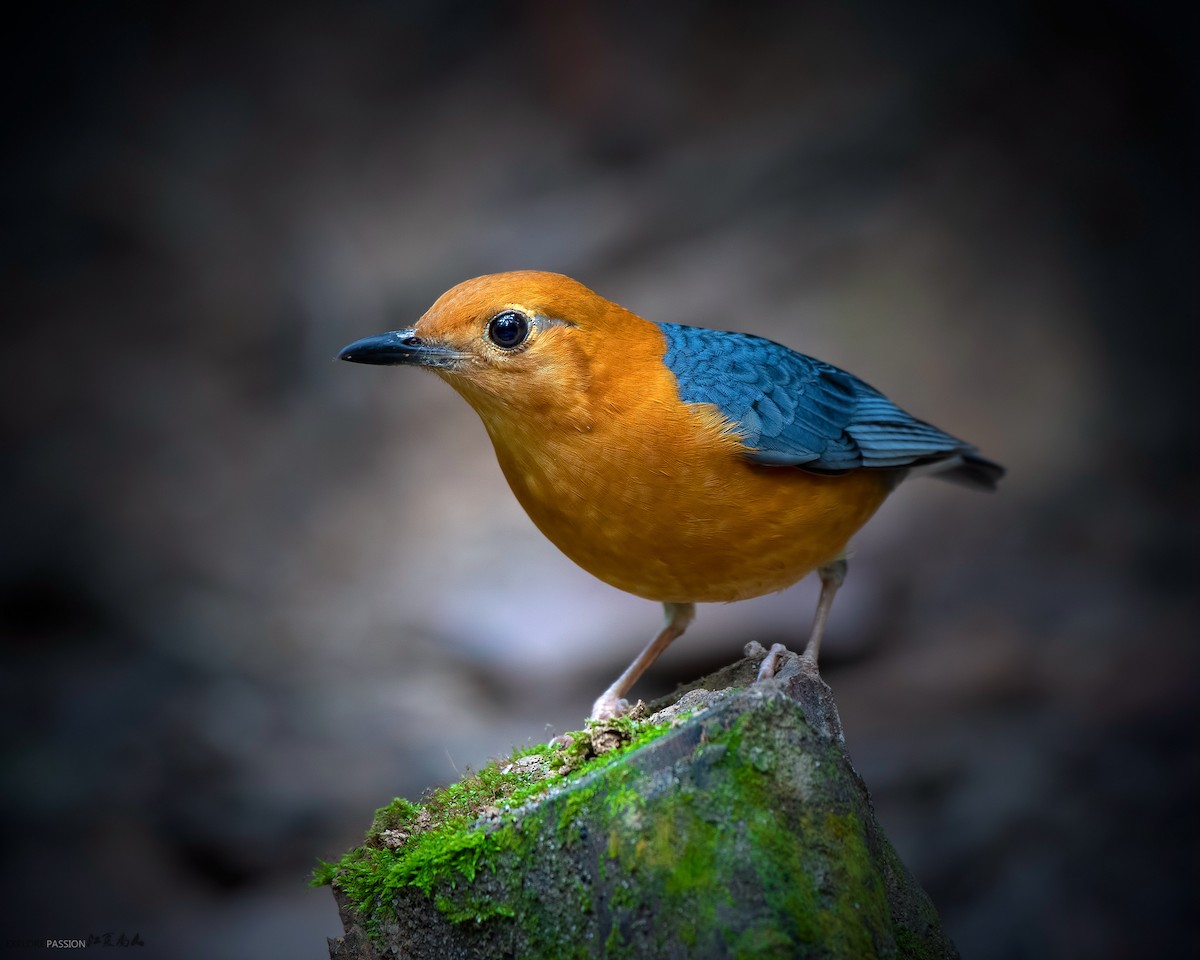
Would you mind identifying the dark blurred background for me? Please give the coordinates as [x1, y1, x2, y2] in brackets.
[2, 1, 1195, 957]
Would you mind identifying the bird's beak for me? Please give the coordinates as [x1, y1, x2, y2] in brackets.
[337, 329, 465, 369]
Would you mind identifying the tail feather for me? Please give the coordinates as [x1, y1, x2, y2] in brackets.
[911, 451, 1005, 490]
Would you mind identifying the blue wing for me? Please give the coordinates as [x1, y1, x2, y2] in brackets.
[656, 322, 1001, 486]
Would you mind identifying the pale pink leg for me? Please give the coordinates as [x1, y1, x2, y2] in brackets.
[756, 559, 847, 680]
[803, 558, 847, 663]
[591, 602, 696, 720]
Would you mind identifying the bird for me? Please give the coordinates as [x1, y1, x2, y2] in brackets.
[339, 271, 1003, 720]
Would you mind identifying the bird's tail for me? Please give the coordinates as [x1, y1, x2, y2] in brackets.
[908, 451, 1006, 491]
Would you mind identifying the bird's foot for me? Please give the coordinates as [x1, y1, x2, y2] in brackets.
[589, 693, 630, 722]
[748, 641, 819, 683]
[752, 641, 790, 681]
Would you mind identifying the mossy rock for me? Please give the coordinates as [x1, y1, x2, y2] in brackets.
[321, 651, 958, 959]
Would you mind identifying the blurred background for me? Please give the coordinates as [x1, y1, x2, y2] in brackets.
[2, 1, 1194, 957]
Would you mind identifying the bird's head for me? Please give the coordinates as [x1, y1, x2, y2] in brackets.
[338, 271, 640, 428]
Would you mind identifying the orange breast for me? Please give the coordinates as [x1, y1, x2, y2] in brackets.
[474, 326, 895, 603]
[496, 442, 891, 602]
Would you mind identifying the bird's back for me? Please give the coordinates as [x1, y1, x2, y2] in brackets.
[656, 322, 1003, 489]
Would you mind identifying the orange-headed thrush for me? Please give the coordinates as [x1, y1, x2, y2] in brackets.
[339, 271, 1004, 719]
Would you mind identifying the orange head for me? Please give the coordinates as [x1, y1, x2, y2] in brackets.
[338, 271, 644, 432]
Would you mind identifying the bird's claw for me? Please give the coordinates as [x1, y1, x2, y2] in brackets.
[754, 642, 791, 682]
[589, 694, 630, 722]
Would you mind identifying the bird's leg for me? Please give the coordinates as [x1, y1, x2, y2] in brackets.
[756, 558, 848, 680]
[590, 602, 696, 721]
[803, 558, 847, 662]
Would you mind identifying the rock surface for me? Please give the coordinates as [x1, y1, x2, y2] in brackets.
[325, 647, 959, 959]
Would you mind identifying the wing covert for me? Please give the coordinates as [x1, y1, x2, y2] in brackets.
[656, 322, 970, 473]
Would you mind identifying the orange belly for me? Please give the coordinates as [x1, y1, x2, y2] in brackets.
[491, 430, 893, 603]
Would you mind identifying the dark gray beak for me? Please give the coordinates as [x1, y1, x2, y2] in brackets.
[337, 329, 464, 368]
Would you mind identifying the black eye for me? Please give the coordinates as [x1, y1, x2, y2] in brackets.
[487, 310, 530, 350]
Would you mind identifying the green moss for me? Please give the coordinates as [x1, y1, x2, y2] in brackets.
[312, 715, 675, 940]
[731, 923, 800, 960]
[717, 702, 898, 954]
[591, 700, 905, 956]
[558, 783, 600, 834]
[604, 919, 627, 954]
[317, 693, 955, 958]
[310, 858, 340, 888]
[365, 795, 423, 840]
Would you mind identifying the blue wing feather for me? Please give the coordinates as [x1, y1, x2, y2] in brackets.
[656, 321, 991, 478]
